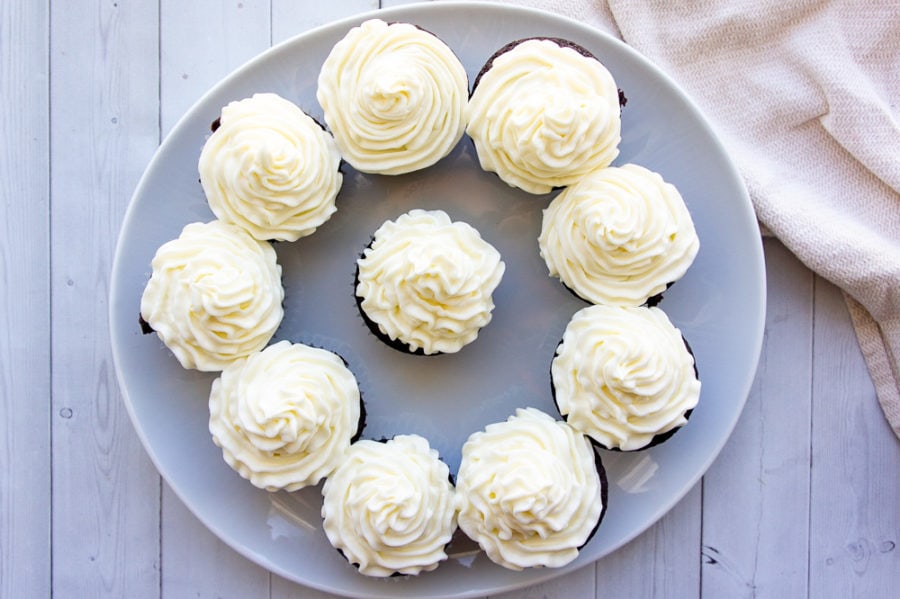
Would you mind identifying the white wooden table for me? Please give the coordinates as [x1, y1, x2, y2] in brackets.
[4, 1, 899, 597]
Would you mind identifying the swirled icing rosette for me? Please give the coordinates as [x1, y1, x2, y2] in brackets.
[208, 341, 362, 491]
[467, 38, 622, 194]
[198, 93, 342, 242]
[356, 209, 505, 355]
[317, 19, 468, 175]
[321, 435, 457, 577]
[539, 163, 700, 306]
[552, 305, 701, 451]
[455, 407, 605, 570]
[139, 220, 284, 371]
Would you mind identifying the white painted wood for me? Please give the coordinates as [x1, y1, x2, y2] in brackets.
[271, 0, 379, 44]
[49, 0, 161, 597]
[809, 278, 900, 597]
[700, 238, 814, 597]
[0, 1, 50, 597]
[490, 560, 595, 599]
[271, 574, 353, 599]
[381, 0, 434, 7]
[160, 0, 272, 137]
[594, 484, 702, 597]
[29, 2, 900, 599]
[157, 1, 274, 596]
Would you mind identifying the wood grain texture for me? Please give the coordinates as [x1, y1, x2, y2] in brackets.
[490, 559, 595, 599]
[20, 1, 897, 598]
[809, 278, 900, 597]
[160, 0, 271, 137]
[157, 1, 274, 596]
[381, 0, 434, 7]
[0, 0, 50, 596]
[594, 483, 702, 597]
[271, 0, 379, 44]
[49, 0, 161, 596]
[700, 238, 814, 597]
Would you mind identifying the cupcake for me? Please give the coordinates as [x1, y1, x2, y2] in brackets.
[198, 92, 342, 242]
[139, 220, 284, 371]
[317, 19, 468, 175]
[321, 435, 457, 577]
[355, 209, 505, 355]
[455, 407, 606, 570]
[208, 341, 362, 491]
[538, 164, 700, 306]
[551, 305, 701, 451]
[467, 38, 622, 194]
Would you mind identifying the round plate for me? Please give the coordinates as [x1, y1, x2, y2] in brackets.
[110, 2, 765, 597]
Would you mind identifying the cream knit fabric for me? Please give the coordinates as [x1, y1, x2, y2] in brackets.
[468, 0, 900, 437]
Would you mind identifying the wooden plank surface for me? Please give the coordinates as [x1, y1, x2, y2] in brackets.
[594, 484, 702, 597]
[700, 238, 814, 597]
[2, 1, 893, 598]
[157, 1, 274, 595]
[49, 0, 161, 596]
[809, 280, 900, 596]
[0, 1, 50, 597]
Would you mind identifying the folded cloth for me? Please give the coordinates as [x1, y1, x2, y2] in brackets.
[473, 0, 900, 438]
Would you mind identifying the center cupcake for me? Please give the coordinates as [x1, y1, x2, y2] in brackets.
[355, 209, 505, 355]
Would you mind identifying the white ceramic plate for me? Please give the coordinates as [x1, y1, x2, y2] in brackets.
[110, 2, 765, 597]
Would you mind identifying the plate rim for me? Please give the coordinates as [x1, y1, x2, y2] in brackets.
[109, 2, 766, 597]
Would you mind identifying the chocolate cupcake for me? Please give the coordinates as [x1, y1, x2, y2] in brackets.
[199, 93, 342, 242]
[551, 305, 701, 451]
[467, 37, 623, 194]
[208, 340, 364, 491]
[455, 408, 606, 571]
[539, 164, 700, 307]
[139, 220, 284, 371]
[355, 209, 505, 355]
[317, 19, 468, 175]
[321, 435, 457, 577]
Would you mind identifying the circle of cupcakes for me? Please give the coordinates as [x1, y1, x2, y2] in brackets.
[455, 407, 606, 571]
[208, 340, 363, 492]
[538, 164, 700, 306]
[467, 37, 623, 194]
[355, 209, 505, 355]
[199, 92, 342, 242]
[139, 220, 284, 371]
[321, 435, 457, 577]
[551, 305, 701, 451]
[317, 19, 468, 175]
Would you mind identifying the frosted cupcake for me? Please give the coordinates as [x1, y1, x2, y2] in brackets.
[467, 38, 623, 194]
[321, 435, 457, 577]
[539, 164, 700, 306]
[455, 408, 606, 570]
[317, 19, 468, 175]
[208, 341, 363, 491]
[552, 305, 701, 451]
[199, 93, 342, 242]
[139, 220, 284, 371]
[355, 209, 505, 355]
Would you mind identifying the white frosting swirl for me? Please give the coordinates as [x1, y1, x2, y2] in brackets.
[317, 19, 468, 175]
[552, 305, 701, 451]
[208, 341, 361, 491]
[455, 408, 603, 570]
[539, 164, 700, 306]
[321, 435, 457, 577]
[467, 38, 622, 194]
[356, 209, 505, 354]
[139, 220, 284, 371]
[198, 93, 342, 242]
